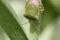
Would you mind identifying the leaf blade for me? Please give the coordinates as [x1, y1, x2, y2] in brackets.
[0, 0, 28, 40]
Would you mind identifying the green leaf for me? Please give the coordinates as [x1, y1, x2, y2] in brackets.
[0, 26, 10, 40]
[0, 0, 28, 40]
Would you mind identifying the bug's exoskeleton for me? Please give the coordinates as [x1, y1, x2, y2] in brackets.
[24, 0, 44, 20]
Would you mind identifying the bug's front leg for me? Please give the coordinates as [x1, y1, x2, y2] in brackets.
[39, 2, 44, 12]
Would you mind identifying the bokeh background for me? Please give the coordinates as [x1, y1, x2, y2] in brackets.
[0, 0, 60, 40]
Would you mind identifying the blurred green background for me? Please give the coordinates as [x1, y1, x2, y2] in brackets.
[0, 0, 60, 40]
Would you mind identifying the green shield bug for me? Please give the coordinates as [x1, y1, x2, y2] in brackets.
[24, 0, 44, 20]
